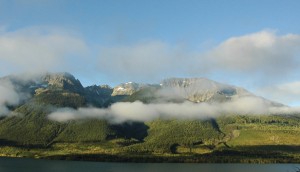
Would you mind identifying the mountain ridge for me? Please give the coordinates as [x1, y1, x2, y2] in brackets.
[0, 72, 285, 110]
[1, 72, 299, 163]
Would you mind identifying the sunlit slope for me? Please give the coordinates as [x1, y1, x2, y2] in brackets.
[216, 115, 300, 154]
[0, 102, 62, 146]
[123, 119, 224, 153]
[0, 72, 300, 162]
[0, 90, 114, 146]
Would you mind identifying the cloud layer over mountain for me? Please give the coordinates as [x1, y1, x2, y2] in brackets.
[1, 27, 299, 85]
[1, 27, 300, 105]
[97, 30, 300, 105]
[48, 97, 300, 123]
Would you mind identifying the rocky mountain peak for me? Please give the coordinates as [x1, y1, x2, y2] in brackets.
[160, 77, 251, 103]
[40, 72, 84, 93]
[112, 82, 147, 96]
[162, 77, 220, 89]
[85, 84, 113, 96]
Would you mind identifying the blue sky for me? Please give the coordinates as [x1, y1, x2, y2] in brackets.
[2, 0, 299, 44]
[0, 0, 300, 105]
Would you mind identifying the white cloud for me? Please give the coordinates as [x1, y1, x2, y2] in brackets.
[204, 30, 300, 76]
[278, 81, 300, 95]
[48, 97, 296, 123]
[98, 41, 190, 82]
[1, 28, 300, 106]
[258, 81, 300, 105]
[95, 30, 300, 104]
[0, 79, 20, 116]
[0, 26, 88, 75]
[97, 30, 300, 84]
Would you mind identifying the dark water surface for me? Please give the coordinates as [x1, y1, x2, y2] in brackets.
[0, 157, 299, 172]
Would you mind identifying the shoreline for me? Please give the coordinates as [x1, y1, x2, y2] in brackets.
[1, 153, 299, 164]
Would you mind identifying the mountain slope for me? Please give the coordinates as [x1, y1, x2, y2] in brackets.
[111, 82, 149, 96]
[123, 77, 283, 108]
[0, 102, 61, 147]
[0, 72, 300, 163]
[161, 77, 250, 102]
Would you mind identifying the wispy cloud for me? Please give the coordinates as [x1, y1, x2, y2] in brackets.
[258, 81, 300, 105]
[96, 30, 300, 105]
[0, 26, 88, 75]
[205, 30, 300, 78]
[97, 30, 300, 83]
[1, 28, 300, 105]
[0, 79, 21, 116]
[97, 41, 190, 82]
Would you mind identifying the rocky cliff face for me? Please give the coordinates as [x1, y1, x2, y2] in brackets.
[160, 78, 252, 103]
[0, 72, 85, 98]
[0, 73, 283, 108]
[84, 85, 113, 107]
[112, 82, 147, 96]
[85, 85, 112, 97]
[41, 72, 84, 93]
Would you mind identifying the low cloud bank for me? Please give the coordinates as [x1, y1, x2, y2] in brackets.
[0, 77, 33, 116]
[0, 79, 21, 116]
[48, 97, 300, 123]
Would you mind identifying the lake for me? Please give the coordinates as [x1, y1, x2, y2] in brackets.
[0, 157, 299, 172]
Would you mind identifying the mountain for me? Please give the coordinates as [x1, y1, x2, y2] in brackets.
[111, 82, 149, 96]
[160, 77, 250, 102]
[84, 85, 113, 107]
[41, 72, 84, 94]
[161, 78, 285, 107]
[124, 77, 283, 108]
[1, 72, 85, 100]
[0, 72, 299, 163]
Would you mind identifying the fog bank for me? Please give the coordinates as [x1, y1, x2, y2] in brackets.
[48, 97, 299, 123]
